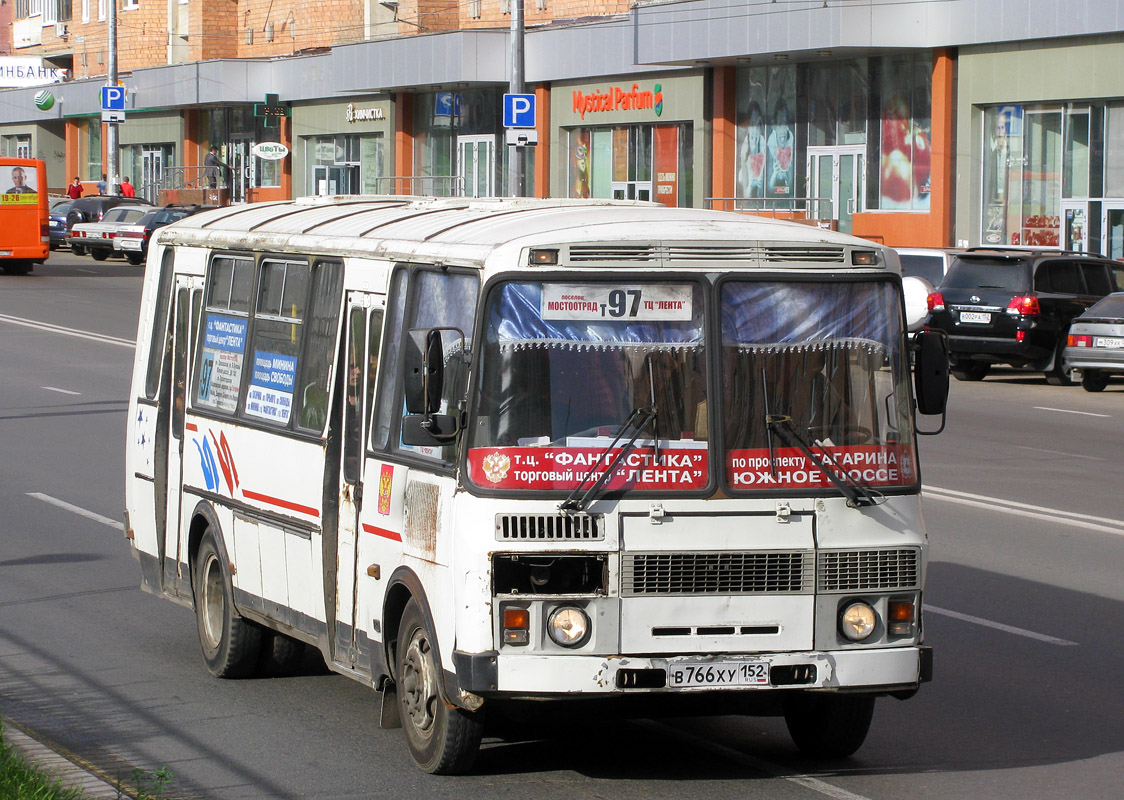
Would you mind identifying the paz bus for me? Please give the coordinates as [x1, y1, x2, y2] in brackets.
[0, 157, 49, 275]
[124, 196, 949, 774]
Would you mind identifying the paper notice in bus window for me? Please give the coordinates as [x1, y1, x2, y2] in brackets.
[197, 314, 247, 413]
[245, 350, 297, 424]
[541, 284, 693, 321]
[468, 446, 708, 491]
[725, 446, 916, 489]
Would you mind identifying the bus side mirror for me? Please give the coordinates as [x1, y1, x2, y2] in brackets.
[913, 330, 949, 432]
[404, 329, 443, 415]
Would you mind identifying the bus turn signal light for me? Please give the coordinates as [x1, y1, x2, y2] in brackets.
[503, 607, 530, 645]
[888, 599, 915, 636]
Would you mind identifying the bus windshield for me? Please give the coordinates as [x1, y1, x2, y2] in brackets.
[468, 280, 708, 494]
[720, 279, 918, 492]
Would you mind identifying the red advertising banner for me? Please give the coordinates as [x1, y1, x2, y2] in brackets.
[653, 125, 679, 208]
[726, 446, 917, 489]
[468, 446, 708, 491]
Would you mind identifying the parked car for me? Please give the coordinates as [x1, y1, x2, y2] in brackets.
[67, 204, 154, 261]
[65, 196, 152, 255]
[1063, 292, 1124, 392]
[48, 199, 74, 249]
[113, 205, 211, 265]
[925, 248, 1124, 383]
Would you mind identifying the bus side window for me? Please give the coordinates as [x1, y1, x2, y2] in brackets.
[193, 255, 255, 415]
[294, 261, 344, 434]
[372, 268, 408, 451]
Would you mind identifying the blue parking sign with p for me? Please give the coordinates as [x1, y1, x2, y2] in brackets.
[101, 85, 126, 111]
[504, 93, 536, 128]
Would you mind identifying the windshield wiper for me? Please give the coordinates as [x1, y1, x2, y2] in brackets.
[559, 405, 657, 513]
[764, 414, 883, 509]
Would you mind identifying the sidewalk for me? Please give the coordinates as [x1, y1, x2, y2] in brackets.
[4, 720, 123, 799]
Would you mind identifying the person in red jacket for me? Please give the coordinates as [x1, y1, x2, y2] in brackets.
[120, 176, 136, 198]
[66, 177, 83, 199]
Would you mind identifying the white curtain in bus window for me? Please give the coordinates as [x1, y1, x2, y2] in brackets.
[2, 164, 39, 204]
[720, 280, 916, 491]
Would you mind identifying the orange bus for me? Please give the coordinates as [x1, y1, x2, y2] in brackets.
[0, 157, 50, 275]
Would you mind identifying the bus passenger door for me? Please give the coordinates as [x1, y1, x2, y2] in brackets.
[331, 294, 384, 668]
[161, 276, 202, 598]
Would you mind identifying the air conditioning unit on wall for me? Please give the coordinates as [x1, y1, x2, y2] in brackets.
[55, 23, 69, 38]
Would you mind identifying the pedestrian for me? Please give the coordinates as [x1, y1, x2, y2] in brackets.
[120, 176, 136, 198]
[204, 146, 227, 189]
[96, 173, 107, 195]
[66, 176, 83, 199]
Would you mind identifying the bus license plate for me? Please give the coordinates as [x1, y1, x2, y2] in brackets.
[959, 311, 990, 324]
[668, 661, 770, 688]
[1094, 337, 1124, 349]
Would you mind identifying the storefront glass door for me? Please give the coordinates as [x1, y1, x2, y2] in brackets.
[229, 139, 255, 204]
[141, 149, 163, 204]
[807, 146, 864, 233]
[1062, 202, 1090, 253]
[457, 135, 495, 197]
[1103, 204, 1124, 261]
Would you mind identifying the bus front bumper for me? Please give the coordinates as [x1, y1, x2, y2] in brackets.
[454, 646, 932, 698]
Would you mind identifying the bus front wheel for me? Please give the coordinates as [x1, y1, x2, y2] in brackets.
[395, 598, 483, 774]
[193, 530, 263, 678]
[783, 692, 875, 759]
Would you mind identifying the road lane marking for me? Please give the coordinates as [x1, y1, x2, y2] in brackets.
[638, 720, 875, 800]
[1013, 444, 1104, 461]
[41, 386, 81, 396]
[26, 493, 123, 531]
[1033, 406, 1110, 418]
[926, 606, 1078, 646]
[924, 485, 1124, 536]
[0, 313, 135, 349]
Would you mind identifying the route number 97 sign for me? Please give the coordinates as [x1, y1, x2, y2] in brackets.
[541, 284, 693, 321]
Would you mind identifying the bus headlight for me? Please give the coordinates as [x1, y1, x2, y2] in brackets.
[840, 602, 877, 641]
[546, 606, 590, 648]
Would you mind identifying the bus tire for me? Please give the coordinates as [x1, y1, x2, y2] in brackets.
[783, 692, 875, 759]
[395, 598, 483, 774]
[258, 631, 308, 676]
[193, 530, 263, 679]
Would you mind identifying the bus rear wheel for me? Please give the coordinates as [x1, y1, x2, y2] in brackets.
[193, 530, 263, 678]
[395, 598, 483, 774]
[783, 692, 875, 758]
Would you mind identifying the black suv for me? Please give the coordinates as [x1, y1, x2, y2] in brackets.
[926, 249, 1124, 384]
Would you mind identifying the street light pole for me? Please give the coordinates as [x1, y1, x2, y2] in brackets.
[105, 0, 119, 195]
[507, 0, 525, 197]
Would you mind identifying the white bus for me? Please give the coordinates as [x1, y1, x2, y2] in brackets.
[124, 196, 949, 774]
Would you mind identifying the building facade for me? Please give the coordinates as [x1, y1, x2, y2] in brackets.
[3, 0, 1124, 252]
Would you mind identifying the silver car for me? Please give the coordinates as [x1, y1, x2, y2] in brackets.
[1064, 292, 1124, 392]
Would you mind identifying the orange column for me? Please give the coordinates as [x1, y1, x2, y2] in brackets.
[534, 83, 550, 198]
[395, 93, 414, 195]
[65, 120, 80, 187]
[710, 66, 737, 210]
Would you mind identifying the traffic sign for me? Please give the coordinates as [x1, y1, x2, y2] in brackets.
[503, 93, 536, 128]
[101, 110, 125, 123]
[101, 85, 126, 111]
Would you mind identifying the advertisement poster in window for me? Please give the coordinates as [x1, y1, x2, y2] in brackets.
[1, 163, 38, 204]
[879, 60, 932, 211]
[737, 98, 767, 199]
[653, 125, 679, 207]
[197, 314, 247, 413]
[570, 128, 591, 198]
[766, 67, 795, 198]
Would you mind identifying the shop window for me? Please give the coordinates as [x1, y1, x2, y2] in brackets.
[568, 123, 690, 207]
[1064, 109, 1090, 198]
[1105, 105, 1124, 198]
[734, 65, 798, 207]
[874, 55, 932, 212]
[982, 106, 1062, 247]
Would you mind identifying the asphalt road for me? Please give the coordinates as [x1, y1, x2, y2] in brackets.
[1, 251, 1122, 799]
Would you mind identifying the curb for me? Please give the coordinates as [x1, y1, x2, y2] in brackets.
[4, 720, 124, 799]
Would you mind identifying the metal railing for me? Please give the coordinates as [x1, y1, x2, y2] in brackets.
[707, 196, 834, 219]
[150, 166, 229, 207]
[373, 175, 466, 197]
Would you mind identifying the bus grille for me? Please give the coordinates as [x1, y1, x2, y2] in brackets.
[567, 244, 847, 266]
[496, 513, 603, 541]
[622, 551, 812, 596]
[817, 548, 920, 592]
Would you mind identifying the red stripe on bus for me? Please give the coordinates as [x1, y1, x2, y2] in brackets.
[241, 489, 320, 518]
[362, 523, 402, 542]
[185, 423, 198, 432]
